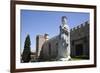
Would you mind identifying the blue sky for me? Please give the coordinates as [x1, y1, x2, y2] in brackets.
[21, 10, 89, 53]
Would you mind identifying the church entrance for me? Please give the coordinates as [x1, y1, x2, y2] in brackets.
[75, 44, 83, 56]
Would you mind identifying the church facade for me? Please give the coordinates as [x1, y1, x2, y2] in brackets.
[36, 17, 89, 61]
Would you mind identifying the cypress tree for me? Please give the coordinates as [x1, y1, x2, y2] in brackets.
[22, 34, 31, 62]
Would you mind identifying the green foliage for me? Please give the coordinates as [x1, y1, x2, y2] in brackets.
[22, 34, 31, 63]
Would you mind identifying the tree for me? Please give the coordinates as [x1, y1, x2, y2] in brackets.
[22, 34, 31, 63]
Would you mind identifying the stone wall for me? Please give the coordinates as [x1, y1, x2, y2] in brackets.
[36, 35, 46, 58]
[70, 21, 89, 59]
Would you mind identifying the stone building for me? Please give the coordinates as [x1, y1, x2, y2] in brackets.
[36, 34, 47, 59]
[37, 35, 59, 61]
[70, 21, 89, 59]
[36, 19, 89, 61]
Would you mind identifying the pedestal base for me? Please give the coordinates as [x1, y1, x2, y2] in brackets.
[59, 56, 71, 61]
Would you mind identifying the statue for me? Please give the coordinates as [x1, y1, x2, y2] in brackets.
[57, 16, 71, 61]
[38, 16, 71, 61]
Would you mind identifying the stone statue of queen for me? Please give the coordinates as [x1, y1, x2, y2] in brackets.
[57, 16, 71, 61]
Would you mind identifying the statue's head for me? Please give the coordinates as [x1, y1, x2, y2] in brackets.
[62, 16, 67, 25]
